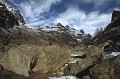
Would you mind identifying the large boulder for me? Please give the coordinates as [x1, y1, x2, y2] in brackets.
[105, 10, 120, 31]
[1, 45, 71, 77]
[1, 45, 40, 76]
[90, 55, 120, 79]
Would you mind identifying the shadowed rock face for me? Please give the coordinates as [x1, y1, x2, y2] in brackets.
[0, 0, 25, 30]
[105, 10, 120, 31]
[111, 10, 120, 22]
[0, 69, 27, 79]
[0, 4, 19, 29]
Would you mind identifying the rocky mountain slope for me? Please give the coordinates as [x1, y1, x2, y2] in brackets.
[0, 0, 86, 78]
[37, 23, 91, 47]
[92, 10, 120, 45]
[0, 0, 120, 79]
[62, 10, 120, 79]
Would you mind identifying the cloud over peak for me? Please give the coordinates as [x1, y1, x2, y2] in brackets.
[5, 0, 120, 35]
[6, 0, 61, 24]
[54, 7, 111, 35]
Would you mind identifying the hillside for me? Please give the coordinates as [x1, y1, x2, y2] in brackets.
[0, 0, 120, 79]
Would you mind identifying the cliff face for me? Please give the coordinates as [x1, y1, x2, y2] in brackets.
[0, 0, 49, 50]
[0, 0, 25, 24]
[0, 0, 25, 30]
[105, 10, 120, 31]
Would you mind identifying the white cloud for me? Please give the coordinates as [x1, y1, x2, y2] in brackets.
[81, 0, 110, 5]
[53, 7, 111, 35]
[6, 0, 116, 35]
[24, 5, 112, 35]
[8, 0, 61, 24]
[80, 0, 119, 9]
[28, 18, 54, 27]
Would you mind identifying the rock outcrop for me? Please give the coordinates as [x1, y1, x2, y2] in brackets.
[92, 10, 120, 45]
[0, 0, 25, 30]
[1, 45, 71, 76]
[105, 10, 120, 31]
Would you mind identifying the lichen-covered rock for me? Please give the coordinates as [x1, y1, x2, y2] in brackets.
[1, 45, 40, 76]
[33, 45, 71, 73]
[90, 56, 120, 79]
[1, 45, 71, 77]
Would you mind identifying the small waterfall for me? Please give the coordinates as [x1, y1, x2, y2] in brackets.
[104, 42, 120, 59]
[49, 76, 80, 79]
[48, 52, 85, 79]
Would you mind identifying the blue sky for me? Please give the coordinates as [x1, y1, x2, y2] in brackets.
[5, 0, 120, 35]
